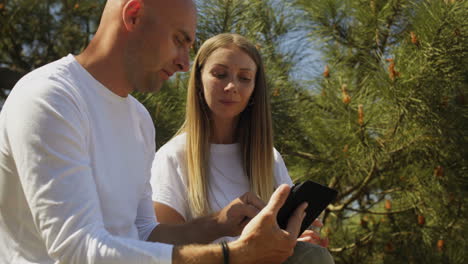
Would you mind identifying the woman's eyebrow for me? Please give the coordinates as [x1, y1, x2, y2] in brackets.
[212, 64, 254, 71]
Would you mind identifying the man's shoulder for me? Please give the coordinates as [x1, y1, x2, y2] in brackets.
[128, 95, 151, 118]
[16, 55, 77, 88]
[9, 55, 83, 103]
[1, 55, 89, 130]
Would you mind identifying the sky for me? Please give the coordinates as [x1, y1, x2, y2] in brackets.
[273, 0, 325, 91]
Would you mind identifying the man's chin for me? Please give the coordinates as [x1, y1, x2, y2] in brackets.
[149, 82, 164, 93]
[134, 80, 164, 94]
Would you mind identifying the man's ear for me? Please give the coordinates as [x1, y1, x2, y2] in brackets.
[122, 0, 142, 31]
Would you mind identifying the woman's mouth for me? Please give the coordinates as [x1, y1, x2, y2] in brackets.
[219, 100, 237, 105]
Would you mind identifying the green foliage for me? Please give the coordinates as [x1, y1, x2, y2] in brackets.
[294, 0, 468, 262]
[2, 0, 467, 263]
[0, 0, 106, 97]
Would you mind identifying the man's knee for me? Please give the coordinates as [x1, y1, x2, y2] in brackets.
[283, 241, 335, 264]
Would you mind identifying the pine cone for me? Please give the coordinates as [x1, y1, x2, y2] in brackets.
[358, 104, 364, 126]
[387, 58, 400, 81]
[410, 31, 420, 46]
[343, 144, 349, 153]
[434, 166, 444, 178]
[385, 199, 392, 210]
[417, 214, 425, 226]
[385, 242, 395, 252]
[323, 65, 330, 78]
[341, 84, 351, 104]
[437, 239, 444, 252]
[272, 88, 280, 97]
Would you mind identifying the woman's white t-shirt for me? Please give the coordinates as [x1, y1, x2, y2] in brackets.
[150, 133, 293, 242]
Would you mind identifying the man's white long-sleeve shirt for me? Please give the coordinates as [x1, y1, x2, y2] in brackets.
[0, 55, 173, 263]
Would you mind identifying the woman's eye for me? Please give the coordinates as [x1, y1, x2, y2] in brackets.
[239, 76, 252, 82]
[213, 72, 226, 79]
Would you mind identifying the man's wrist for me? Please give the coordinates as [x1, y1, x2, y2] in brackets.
[227, 240, 250, 264]
[220, 241, 229, 264]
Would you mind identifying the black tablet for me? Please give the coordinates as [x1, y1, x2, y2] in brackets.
[277, 180, 338, 237]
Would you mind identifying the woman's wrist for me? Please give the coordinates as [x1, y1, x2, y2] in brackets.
[211, 211, 230, 237]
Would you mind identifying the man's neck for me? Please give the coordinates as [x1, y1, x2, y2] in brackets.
[75, 37, 132, 98]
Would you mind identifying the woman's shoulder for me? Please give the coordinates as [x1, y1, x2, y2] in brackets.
[272, 147, 293, 185]
[273, 147, 285, 164]
[155, 133, 187, 160]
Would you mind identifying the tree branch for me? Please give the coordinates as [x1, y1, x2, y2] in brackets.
[345, 206, 415, 215]
[289, 150, 332, 163]
[331, 158, 378, 211]
[329, 232, 374, 253]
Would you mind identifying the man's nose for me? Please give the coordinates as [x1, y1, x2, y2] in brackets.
[175, 49, 190, 72]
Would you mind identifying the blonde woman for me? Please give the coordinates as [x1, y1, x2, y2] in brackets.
[150, 33, 334, 263]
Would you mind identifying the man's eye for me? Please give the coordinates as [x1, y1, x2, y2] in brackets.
[175, 36, 184, 46]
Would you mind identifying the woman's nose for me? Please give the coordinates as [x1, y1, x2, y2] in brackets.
[224, 80, 238, 93]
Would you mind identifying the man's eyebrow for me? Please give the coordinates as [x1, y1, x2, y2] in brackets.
[179, 30, 193, 44]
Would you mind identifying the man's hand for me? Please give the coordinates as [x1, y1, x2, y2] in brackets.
[230, 184, 308, 264]
[214, 192, 266, 237]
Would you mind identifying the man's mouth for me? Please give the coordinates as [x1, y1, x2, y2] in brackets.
[161, 70, 173, 80]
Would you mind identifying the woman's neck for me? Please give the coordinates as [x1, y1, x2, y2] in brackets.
[210, 116, 239, 144]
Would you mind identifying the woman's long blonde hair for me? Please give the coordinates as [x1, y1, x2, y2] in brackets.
[178, 33, 275, 218]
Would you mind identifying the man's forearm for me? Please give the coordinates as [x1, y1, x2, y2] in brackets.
[147, 214, 225, 245]
[172, 240, 250, 264]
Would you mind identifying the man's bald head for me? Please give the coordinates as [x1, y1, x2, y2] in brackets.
[98, 0, 196, 30]
[76, 0, 196, 96]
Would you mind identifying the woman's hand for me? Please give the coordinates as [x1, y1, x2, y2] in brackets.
[214, 191, 266, 237]
[297, 219, 329, 247]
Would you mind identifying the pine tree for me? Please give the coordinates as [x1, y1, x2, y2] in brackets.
[292, 0, 468, 263]
[0, 0, 106, 99]
[4, 1, 466, 262]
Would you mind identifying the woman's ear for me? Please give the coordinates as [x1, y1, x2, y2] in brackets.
[122, 0, 142, 31]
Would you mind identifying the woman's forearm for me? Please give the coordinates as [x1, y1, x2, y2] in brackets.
[148, 214, 225, 245]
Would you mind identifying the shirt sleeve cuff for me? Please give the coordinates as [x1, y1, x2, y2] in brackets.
[143, 223, 173, 264]
[154, 242, 173, 264]
[141, 222, 159, 241]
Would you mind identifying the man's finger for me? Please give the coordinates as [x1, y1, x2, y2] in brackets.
[265, 184, 291, 215]
[286, 202, 308, 237]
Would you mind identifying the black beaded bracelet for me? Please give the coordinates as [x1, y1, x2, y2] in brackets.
[220, 241, 230, 264]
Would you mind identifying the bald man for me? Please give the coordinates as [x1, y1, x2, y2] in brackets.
[0, 0, 310, 263]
